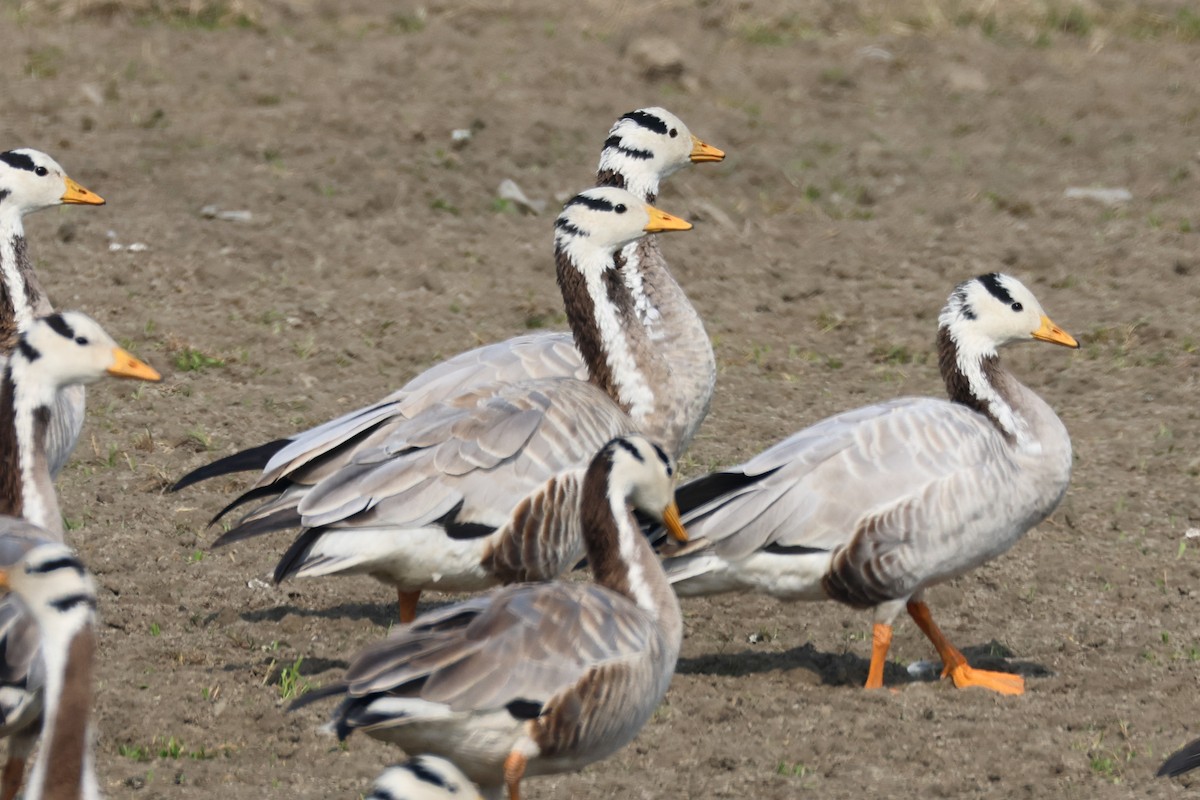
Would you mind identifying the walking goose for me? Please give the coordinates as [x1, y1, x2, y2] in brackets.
[208, 186, 693, 622]
[292, 434, 687, 800]
[0, 521, 100, 800]
[366, 756, 483, 800]
[171, 106, 723, 496]
[0, 312, 158, 799]
[0, 150, 106, 478]
[660, 273, 1078, 695]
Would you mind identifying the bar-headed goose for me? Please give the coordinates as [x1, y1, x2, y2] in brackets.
[0, 521, 100, 800]
[172, 106, 722, 493]
[293, 434, 687, 800]
[0, 150, 106, 478]
[0, 312, 158, 799]
[366, 756, 483, 800]
[208, 187, 693, 621]
[660, 273, 1078, 695]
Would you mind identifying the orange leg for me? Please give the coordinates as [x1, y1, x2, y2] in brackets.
[398, 590, 420, 624]
[0, 756, 26, 800]
[865, 622, 893, 689]
[503, 751, 527, 800]
[906, 600, 1024, 696]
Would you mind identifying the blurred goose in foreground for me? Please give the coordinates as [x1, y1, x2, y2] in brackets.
[0, 522, 100, 800]
[0, 150, 106, 478]
[204, 187, 693, 622]
[0, 312, 158, 800]
[293, 435, 688, 800]
[366, 756, 483, 800]
[172, 107, 722, 504]
[660, 273, 1078, 695]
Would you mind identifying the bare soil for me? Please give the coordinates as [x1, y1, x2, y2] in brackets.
[3, 1, 1200, 797]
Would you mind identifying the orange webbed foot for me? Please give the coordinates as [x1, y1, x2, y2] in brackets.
[944, 663, 1024, 695]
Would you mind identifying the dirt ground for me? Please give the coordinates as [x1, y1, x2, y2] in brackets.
[2, 0, 1199, 796]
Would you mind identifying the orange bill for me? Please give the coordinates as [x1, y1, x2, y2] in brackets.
[1031, 315, 1079, 349]
[61, 176, 105, 206]
[662, 501, 688, 543]
[689, 136, 725, 163]
[644, 204, 692, 233]
[108, 348, 161, 381]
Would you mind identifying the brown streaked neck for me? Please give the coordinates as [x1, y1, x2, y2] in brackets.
[0, 231, 49, 355]
[937, 326, 1019, 444]
[37, 626, 95, 800]
[0, 363, 62, 535]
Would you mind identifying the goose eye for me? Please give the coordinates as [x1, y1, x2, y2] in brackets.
[615, 203, 627, 213]
[669, 128, 678, 138]
[34, 166, 48, 177]
[1011, 302, 1023, 312]
[74, 336, 88, 345]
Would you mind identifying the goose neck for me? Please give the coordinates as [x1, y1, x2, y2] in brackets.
[937, 326, 1030, 446]
[27, 619, 97, 800]
[0, 363, 61, 532]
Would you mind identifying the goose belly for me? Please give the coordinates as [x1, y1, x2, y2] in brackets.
[357, 699, 526, 789]
[293, 526, 497, 593]
[668, 550, 833, 601]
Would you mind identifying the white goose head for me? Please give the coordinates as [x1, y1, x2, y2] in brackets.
[937, 273, 1078, 443]
[0, 149, 104, 221]
[0, 534, 95, 627]
[597, 108, 724, 201]
[939, 273, 1078, 358]
[367, 756, 484, 800]
[13, 311, 161, 394]
[607, 434, 683, 533]
[554, 186, 691, 276]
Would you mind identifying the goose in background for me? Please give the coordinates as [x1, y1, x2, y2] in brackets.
[0, 521, 101, 800]
[660, 273, 1078, 695]
[0, 312, 159, 800]
[172, 106, 723, 491]
[206, 187, 693, 622]
[366, 756, 483, 800]
[292, 434, 688, 800]
[0, 150, 106, 478]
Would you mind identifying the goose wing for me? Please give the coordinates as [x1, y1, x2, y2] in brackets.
[217, 377, 632, 543]
[320, 582, 657, 716]
[674, 398, 1021, 572]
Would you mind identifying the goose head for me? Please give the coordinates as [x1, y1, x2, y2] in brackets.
[938, 273, 1079, 361]
[597, 107, 724, 200]
[15, 311, 161, 392]
[606, 434, 687, 543]
[0, 149, 104, 221]
[368, 756, 484, 800]
[0, 532, 94, 624]
[554, 186, 691, 276]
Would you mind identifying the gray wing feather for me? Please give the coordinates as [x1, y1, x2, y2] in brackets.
[341, 583, 656, 714]
[46, 385, 85, 479]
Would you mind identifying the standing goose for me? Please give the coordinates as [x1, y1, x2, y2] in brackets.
[292, 434, 687, 800]
[660, 273, 1078, 695]
[0, 150, 106, 478]
[171, 106, 723, 496]
[208, 187, 693, 622]
[366, 756, 484, 800]
[0, 312, 159, 799]
[0, 522, 100, 800]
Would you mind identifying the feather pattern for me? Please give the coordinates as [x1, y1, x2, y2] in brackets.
[294, 435, 684, 796]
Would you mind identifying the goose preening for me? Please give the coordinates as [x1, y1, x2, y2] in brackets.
[0, 150, 106, 479]
[172, 107, 722, 501]
[660, 273, 1078, 695]
[201, 185, 694, 622]
[0, 312, 158, 799]
[0, 521, 100, 800]
[292, 434, 687, 800]
[366, 756, 483, 800]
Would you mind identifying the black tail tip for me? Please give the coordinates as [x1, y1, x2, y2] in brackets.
[1158, 739, 1200, 778]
